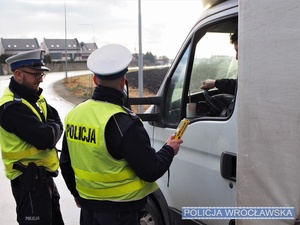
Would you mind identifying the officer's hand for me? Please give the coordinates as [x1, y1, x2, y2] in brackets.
[47, 118, 63, 131]
[74, 197, 81, 208]
[166, 134, 183, 155]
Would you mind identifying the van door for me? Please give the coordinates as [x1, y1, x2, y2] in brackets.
[144, 17, 238, 224]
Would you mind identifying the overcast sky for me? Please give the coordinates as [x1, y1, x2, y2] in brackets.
[0, 0, 204, 58]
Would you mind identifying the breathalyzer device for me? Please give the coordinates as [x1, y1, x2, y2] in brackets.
[174, 118, 190, 140]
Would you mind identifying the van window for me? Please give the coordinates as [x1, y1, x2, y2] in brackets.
[163, 24, 238, 124]
[187, 31, 238, 118]
[165, 44, 191, 125]
[189, 32, 238, 95]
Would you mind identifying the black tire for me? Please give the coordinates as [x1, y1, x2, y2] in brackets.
[140, 197, 164, 225]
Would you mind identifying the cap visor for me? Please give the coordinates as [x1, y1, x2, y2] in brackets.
[26, 65, 50, 71]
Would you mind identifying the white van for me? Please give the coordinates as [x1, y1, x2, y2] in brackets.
[131, 1, 238, 225]
[131, 0, 300, 225]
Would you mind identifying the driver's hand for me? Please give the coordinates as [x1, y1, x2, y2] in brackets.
[201, 79, 216, 90]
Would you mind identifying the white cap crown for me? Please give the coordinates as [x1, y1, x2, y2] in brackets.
[87, 44, 132, 80]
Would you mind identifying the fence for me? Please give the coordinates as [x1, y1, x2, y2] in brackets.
[1, 62, 88, 75]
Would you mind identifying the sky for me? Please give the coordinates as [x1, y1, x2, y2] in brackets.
[0, 0, 204, 59]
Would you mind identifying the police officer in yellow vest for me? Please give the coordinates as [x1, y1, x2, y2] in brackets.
[0, 49, 64, 225]
[60, 44, 183, 225]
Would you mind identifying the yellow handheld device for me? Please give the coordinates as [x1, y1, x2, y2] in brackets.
[174, 118, 190, 140]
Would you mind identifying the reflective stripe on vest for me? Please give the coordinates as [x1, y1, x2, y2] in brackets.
[76, 179, 150, 198]
[73, 166, 135, 182]
[4, 153, 59, 172]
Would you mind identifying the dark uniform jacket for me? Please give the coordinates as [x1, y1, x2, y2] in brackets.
[60, 85, 175, 212]
[0, 77, 63, 151]
[215, 78, 237, 95]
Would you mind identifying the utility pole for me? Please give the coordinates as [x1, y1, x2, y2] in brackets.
[64, 2, 68, 81]
[138, 0, 143, 113]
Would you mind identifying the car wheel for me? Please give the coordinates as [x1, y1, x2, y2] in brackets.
[140, 197, 164, 225]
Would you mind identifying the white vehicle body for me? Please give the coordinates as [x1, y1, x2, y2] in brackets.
[132, 1, 300, 225]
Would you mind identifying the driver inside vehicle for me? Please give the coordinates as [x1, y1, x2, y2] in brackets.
[198, 28, 238, 117]
[201, 28, 238, 94]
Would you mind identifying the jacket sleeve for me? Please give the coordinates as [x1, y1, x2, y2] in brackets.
[45, 103, 64, 148]
[105, 113, 175, 182]
[215, 78, 237, 95]
[0, 102, 62, 150]
[60, 133, 80, 197]
[123, 123, 174, 182]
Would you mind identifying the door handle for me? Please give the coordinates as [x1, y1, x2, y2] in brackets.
[220, 151, 236, 181]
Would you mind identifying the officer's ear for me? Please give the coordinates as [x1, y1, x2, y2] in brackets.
[120, 76, 126, 89]
[93, 75, 99, 85]
[13, 70, 23, 82]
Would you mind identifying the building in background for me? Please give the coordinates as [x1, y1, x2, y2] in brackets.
[42, 38, 80, 61]
[0, 38, 97, 62]
[80, 42, 98, 60]
[0, 38, 40, 55]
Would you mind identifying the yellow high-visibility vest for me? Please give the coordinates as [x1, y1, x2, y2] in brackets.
[65, 99, 158, 201]
[0, 87, 59, 180]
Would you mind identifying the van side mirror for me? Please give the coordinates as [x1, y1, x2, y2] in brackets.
[128, 96, 162, 121]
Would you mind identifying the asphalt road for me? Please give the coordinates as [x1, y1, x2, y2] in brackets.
[0, 71, 90, 224]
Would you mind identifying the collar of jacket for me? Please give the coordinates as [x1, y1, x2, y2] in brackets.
[92, 85, 124, 106]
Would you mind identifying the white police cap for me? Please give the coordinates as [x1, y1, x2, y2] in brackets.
[6, 49, 50, 71]
[87, 44, 132, 80]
